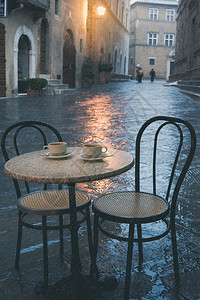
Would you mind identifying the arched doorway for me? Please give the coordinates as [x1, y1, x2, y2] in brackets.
[18, 35, 30, 93]
[40, 19, 49, 74]
[14, 25, 35, 94]
[124, 56, 126, 74]
[63, 29, 76, 88]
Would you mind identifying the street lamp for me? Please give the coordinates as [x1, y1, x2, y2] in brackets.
[97, 6, 105, 16]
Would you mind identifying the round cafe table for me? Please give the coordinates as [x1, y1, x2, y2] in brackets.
[4, 147, 134, 298]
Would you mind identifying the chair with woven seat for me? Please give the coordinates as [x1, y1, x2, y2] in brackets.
[1, 121, 93, 289]
[92, 116, 196, 300]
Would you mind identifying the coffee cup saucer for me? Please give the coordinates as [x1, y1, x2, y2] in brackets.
[44, 151, 73, 159]
[80, 153, 112, 161]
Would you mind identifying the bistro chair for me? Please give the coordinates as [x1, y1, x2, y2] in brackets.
[1, 121, 93, 289]
[92, 116, 196, 300]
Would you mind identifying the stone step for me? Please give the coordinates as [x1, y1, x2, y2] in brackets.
[47, 79, 62, 85]
[177, 85, 200, 94]
[47, 81, 70, 95]
[48, 84, 69, 89]
[180, 89, 200, 99]
[52, 89, 72, 95]
[39, 74, 50, 80]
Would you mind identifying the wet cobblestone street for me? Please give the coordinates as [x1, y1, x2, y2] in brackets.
[0, 80, 199, 299]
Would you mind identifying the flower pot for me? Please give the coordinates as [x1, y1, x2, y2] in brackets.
[27, 90, 40, 97]
[105, 72, 111, 84]
[82, 79, 93, 88]
[39, 88, 46, 96]
[100, 71, 106, 84]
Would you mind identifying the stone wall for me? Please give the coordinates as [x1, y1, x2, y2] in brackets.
[172, 0, 200, 81]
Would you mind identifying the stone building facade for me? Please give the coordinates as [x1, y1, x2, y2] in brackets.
[87, 0, 130, 80]
[0, 0, 130, 97]
[172, 0, 200, 80]
[129, 0, 178, 80]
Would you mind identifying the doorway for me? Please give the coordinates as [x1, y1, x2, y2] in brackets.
[170, 61, 174, 76]
[63, 30, 76, 88]
[18, 35, 30, 93]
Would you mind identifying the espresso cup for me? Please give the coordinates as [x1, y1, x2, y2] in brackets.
[43, 142, 67, 156]
[83, 143, 107, 157]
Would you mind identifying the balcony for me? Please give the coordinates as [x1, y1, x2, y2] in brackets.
[7, 0, 50, 21]
[21, 0, 50, 10]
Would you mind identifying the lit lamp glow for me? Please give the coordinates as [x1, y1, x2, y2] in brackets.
[97, 6, 105, 16]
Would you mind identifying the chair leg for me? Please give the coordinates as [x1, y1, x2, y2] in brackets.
[137, 224, 143, 267]
[85, 207, 93, 260]
[90, 213, 99, 278]
[171, 223, 180, 288]
[15, 211, 23, 269]
[124, 223, 135, 300]
[42, 216, 48, 286]
[59, 215, 64, 256]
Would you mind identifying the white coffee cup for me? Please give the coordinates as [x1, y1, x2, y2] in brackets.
[43, 142, 67, 156]
[83, 143, 107, 157]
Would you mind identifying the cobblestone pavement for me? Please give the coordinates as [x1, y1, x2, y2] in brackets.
[0, 80, 199, 299]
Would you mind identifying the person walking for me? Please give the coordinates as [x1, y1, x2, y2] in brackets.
[136, 67, 143, 83]
[149, 68, 156, 82]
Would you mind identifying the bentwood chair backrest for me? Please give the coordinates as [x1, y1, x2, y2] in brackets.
[1, 121, 63, 199]
[134, 116, 196, 218]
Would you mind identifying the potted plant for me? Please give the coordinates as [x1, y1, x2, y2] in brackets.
[81, 56, 95, 88]
[99, 62, 113, 84]
[26, 78, 48, 97]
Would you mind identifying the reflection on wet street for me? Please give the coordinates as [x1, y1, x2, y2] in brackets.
[0, 81, 199, 299]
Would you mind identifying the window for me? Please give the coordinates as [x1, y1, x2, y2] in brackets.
[80, 39, 83, 52]
[131, 8, 135, 21]
[116, 0, 119, 16]
[121, 5, 124, 23]
[55, 0, 60, 16]
[149, 58, 155, 65]
[149, 8, 158, 20]
[126, 12, 128, 28]
[109, 32, 111, 42]
[164, 34, 174, 46]
[166, 9, 175, 22]
[148, 33, 158, 46]
[130, 34, 135, 46]
[0, 0, 7, 17]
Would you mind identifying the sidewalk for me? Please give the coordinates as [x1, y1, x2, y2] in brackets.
[0, 81, 199, 299]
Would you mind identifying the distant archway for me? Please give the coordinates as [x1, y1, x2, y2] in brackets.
[114, 49, 117, 72]
[124, 56, 126, 74]
[120, 54, 122, 73]
[63, 29, 76, 88]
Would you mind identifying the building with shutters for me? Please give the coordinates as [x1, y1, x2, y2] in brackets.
[129, 0, 178, 80]
[0, 0, 130, 97]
